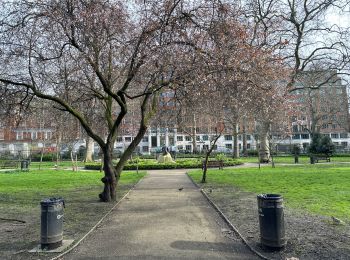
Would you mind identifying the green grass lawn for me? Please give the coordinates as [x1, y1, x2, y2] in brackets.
[0, 169, 145, 213]
[188, 164, 350, 222]
[0, 169, 145, 257]
[239, 155, 350, 164]
[29, 160, 86, 168]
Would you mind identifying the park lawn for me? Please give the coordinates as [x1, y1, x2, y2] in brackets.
[188, 164, 350, 222]
[29, 160, 86, 168]
[0, 169, 145, 257]
[239, 155, 350, 164]
[0, 169, 145, 212]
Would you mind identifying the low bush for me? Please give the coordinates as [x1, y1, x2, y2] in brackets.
[331, 153, 350, 157]
[246, 150, 258, 156]
[85, 158, 242, 170]
[30, 153, 57, 162]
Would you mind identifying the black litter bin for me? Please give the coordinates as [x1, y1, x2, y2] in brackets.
[21, 160, 29, 171]
[40, 198, 65, 249]
[310, 156, 315, 164]
[294, 156, 299, 164]
[257, 194, 285, 248]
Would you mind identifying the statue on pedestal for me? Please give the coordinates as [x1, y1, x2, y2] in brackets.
[157, 146, 175, 163]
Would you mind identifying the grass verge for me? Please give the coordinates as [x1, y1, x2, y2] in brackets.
[188, 164, 350, 222]
[239, 155, 350, 164]
[0, 169, 145, 259]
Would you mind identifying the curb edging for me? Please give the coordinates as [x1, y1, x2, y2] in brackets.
[50, 174, 146, 260]
[185, 172, 271, 260]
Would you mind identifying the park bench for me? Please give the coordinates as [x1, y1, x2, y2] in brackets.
[314, 156, 330, 163]
[0, 160, 19, 169]
[202, 160, 224, 171]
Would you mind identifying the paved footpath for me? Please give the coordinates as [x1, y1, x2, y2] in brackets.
[64, 170, 258, 260]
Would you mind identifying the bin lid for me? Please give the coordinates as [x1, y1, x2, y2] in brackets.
[40, 197, 65, 206]
[257, 194, 282, 200]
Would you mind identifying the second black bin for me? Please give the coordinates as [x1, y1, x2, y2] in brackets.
[257, 194, 286, 248]
[40, 198, 65, 249]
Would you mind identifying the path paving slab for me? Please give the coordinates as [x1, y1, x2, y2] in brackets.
[64, 170, 259, 260]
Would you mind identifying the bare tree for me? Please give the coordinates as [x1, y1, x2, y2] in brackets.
[0, 0, 231, 201]
[242, 0, 350, 88]
[290, 71, 349, 138]
[201, 124, 224, 183]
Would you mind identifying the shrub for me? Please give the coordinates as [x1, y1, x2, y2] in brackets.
[85, 158, 243, 170]
[309, 133, 335, 157]
[31, 153, 57, 162]
[215, 153, 226, 162]
[247, 150, 258, 156]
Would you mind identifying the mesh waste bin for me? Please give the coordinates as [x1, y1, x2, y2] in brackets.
[257, 194, 286, 248]
[40, 198, 65, 249]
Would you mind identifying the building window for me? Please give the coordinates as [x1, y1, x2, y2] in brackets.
[196, 136, 200, 141]
[185, 145, 192, 151]
[16, 132, 23, 140]
[332, 124, 337, 129]
[225, 144, 232, 149]
[142, 137, 148, 142]
[292, 134, 300, 139]
[341, 142, 348, 147]
[322, 115, 328, 120]
[32, 132, 37, 140]
[125, 137, 132, 142]
[44, 132, 48, 140]
[116, 137, 123, 142]
[185, 136, 191, 141]
[291, 116, 297, 122]
[331, 133, 339, 139]
[142, 146, 149, 152]
[340, 133, 348, 138]
[292, 125, 298, 132]
[203, 145, 209, 150]
[177, 145, 183, 150]
[224, 135, 232, 141]
[202, 135, 208, 141]
[246, 135, 251, 140]
[247, 144, 251, 149]
[301, 116, 306, 121]
[177, 136, 183, 141]
[322, 124, 328, 129]
[301, 134, 309, 139]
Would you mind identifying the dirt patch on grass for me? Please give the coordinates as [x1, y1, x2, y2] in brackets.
[202, 185, 350, 260]
[0, 185, 134, 260]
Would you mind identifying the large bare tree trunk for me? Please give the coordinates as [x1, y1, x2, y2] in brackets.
[99, 147, 117, 202]
[259, 122, 270, 163]
[99, 124, 148, 202]
[233, 123, 239, 158]
[85, 136, 94, 162]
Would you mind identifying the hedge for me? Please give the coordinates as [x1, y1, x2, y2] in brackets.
[85, 158, 242, 170]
